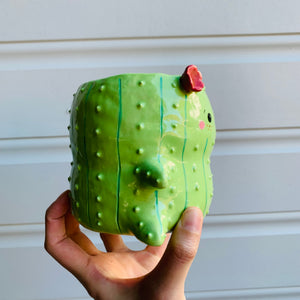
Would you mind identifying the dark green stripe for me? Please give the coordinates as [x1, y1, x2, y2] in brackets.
[202, 138, 208, 214]
[154, 77, 164, 236]
[116, 79, 122, 232]
[155, 190, 163, 235]
[160, 77, 164, 139]
[84, 82, 94, 225]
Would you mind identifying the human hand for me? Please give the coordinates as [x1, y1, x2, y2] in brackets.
[45, 190, 203, 300]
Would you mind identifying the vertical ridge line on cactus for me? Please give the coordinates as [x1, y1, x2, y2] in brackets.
[157, 76, 164, 164]
[182, 94, 188, 209]
[84, 82, 94, 225]
[160, 77, 164, 140]
[202, 138, 208, 215]
[155, 190, 163, 238]
[153, 76, 164, 237]
[116, 78, 122, 232]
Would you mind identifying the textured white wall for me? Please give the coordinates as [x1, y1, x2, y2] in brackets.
[0, 1, 300, 299]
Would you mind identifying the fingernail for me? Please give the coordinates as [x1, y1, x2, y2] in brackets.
[181, 207, 203, 233]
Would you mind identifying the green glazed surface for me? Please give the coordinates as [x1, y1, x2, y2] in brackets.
[69, 72, 216, 246]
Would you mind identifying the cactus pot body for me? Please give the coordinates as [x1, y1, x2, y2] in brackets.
[69, 72, 216, 246]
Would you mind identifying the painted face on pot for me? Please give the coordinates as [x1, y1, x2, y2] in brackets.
[69, 65, 216, 246]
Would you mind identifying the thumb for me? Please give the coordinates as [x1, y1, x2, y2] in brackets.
[147, 207, 203, 294]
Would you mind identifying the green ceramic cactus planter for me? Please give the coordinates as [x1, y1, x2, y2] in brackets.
[69, 65, 216, 246]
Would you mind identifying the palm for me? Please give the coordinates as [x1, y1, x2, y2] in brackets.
[90, 246, 165, 279]
[66, 210, 169, 280]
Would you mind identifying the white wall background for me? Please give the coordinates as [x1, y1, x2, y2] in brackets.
[1, 0, 300, 299]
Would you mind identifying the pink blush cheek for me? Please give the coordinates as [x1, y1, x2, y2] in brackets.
[199, 120, 205, 130]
